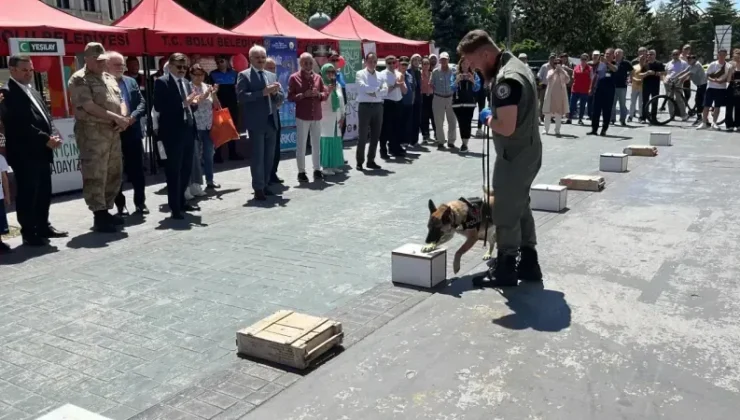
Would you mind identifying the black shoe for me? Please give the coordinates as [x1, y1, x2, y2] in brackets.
[391, 149, 406, 157]
[517, 247, 543, 282]
[460, 145, 469, 152]
[367, 161, 382, 170]
[171, 212, 184, 220]
[313, 170, 324, 181]
[620, 120, 627, 126]
[206, 183, 221, 190]
[39, 226, 68, 238]
[22, 235, 47, 247]
[298, 172, 309, 183]
[254, 190, 267, 201]
[600, 130, 607, 136]
[628, 116, 633, 122]
[183, 203, 200, 212]
[380, 151, 390, 160]
[437, 144, 446, 151]
[447, 143, 457, 150]
[269, 176, 284, 184]
[106, 212, 125, 226]
[344, 160, 348, 164]
[565, 119, 572, 124]
[473, 252, 519, 288]
[588, 131, 598, 135]
[0, 242, 11, 253]
[135, 205, 150, 215]
[356, 163, 364, 171]
[264, 188, 275, 196]
[93, 212, 117, 233]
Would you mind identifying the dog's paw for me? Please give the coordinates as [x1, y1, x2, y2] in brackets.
[421, 243, 437, 253]
[482, 252, 492, 260]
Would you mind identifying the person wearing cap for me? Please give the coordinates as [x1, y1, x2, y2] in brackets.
[430, 52, 457, 150]
[457, 30, 543, 288]
[68, 42, 128, 233]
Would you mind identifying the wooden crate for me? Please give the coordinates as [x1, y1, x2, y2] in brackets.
[559, 174, 605, 191]
[623, 145, 658, 156]
[236, 310, 343, 370]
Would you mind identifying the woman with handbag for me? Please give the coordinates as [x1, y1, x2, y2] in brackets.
[318, 63, 346, 175]
[190, 64, 221, 192]
[725, 49, 740, 131]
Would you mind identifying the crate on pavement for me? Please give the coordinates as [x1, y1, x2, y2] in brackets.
[623, 145, 658, 156]
[236, 310, 343, 370]
[559, 174, 605, 191]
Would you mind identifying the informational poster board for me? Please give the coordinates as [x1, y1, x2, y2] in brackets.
[265, 36, 298, 152]
[339, 40, 362, 141]
[50, 118, 82, 194]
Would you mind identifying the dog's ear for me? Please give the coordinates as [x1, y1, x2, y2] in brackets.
[428, 199, 436, 214]
[441, 207, 453, 224]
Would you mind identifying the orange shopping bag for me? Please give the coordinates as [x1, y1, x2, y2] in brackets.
[210, 107, 240, 149]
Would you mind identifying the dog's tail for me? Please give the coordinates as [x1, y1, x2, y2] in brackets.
[482, 185, 494, 197]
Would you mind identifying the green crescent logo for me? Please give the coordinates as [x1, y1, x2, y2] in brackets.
[19, 42, 31, 53]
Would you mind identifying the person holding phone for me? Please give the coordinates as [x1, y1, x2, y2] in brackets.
[190, 63, 221, 193]
[542, 57, 570, 136]
[588, 48, 618, 136]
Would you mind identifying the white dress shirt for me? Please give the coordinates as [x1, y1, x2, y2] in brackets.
[172, 75, 193, 121]
[10, 76, 49, 125]
[356, 68, 387, 103]
[381, 69, 403, 102]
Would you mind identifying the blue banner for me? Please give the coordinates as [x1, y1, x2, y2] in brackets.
[264, 36, 298, 151]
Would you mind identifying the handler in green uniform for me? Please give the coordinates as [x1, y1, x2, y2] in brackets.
[457, 30, 543, 287]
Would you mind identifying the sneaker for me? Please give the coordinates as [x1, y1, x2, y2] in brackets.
[517, 247, 543, 282]
[356, 163, 364, 171]
[437, 144, 446, 151]
[541, 129, 548, 135]
[313, 170, 324, 180]
[712, 123, 720, 130]
[460, 145, 469, 152]
[681, 115, 690, 122]
[475, 128, 484, 137]
[190, 184, 207, 197]
[696, 123, 708, 130]
[322, 168, 335, 176]
[298, 172, 309, 183]
[728, 127, 736, 132]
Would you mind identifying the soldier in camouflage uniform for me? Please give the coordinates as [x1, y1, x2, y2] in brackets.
[68, 42, 130, 233]
[457, 30, 543, 287]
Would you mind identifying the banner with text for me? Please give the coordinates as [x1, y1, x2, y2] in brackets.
[340, 40, 362, 141]
[50, 118, 82, 194]
[265, 36, 298, 152]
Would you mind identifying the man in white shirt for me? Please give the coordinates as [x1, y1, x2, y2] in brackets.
[355, 52, 387, 170]
[664, 49, 690, 121]
[379, 55, 408, 158]
[699, 48, 730, 130]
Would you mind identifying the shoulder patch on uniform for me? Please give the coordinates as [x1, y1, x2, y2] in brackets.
[495, 82, 511, 100]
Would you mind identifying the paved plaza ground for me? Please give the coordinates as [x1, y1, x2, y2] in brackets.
[2, 117, 740, 420]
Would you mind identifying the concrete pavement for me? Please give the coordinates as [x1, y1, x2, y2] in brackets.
[2, 116, 739, 419]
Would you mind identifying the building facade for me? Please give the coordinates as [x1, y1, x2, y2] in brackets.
[44, 0, 141, 24]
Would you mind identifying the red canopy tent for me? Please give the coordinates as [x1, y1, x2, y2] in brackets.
[0, 0, 144, 56]
[231, 0, 339, 53]
[113, 0, 259, 55]
[319, 6, 429, 57]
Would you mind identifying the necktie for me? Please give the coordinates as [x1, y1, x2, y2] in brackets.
[259, 71, 273, 115]
[178, 79, 193, 124]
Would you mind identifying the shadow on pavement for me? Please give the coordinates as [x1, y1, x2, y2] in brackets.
[236, 344, 345, 377]
[493, 282, 572, 332]
[67, 231, 129, 249]
[155, 214, 208, 231]
[0, 244, 59, 265]
[243, 196, 290, 208]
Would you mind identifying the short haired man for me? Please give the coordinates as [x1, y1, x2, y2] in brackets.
[68, 42, 128, 232]
[457, 29, 543, 287]
[355, 52, 386, 170]
[611, 48, 634, 126]
[675, 54, 707, 126]
[380, 55, 408, 158]
[664, 49, 690, 122]
[638, 49, 666, 124]
[430, 52, 456, 149]
[288, 52, 329, 182]
[107, 51, 148, 216]
[0, 55, 67, 245]
[236, 45, 284, 200]
[699, 48, 729, 130]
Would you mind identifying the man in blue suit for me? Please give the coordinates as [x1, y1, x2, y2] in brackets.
[108, 52, 148, 216]
[237, 45, 285, 201]
[154, 53, 201, 219]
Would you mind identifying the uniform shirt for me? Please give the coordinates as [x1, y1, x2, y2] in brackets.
[68, 68, 123, 124]
[688, 62, 707, 86]
[381, 69, 403, 102]
[706, 61, 728, 89]
[430, 67, 454, 96]
[356, 68, 387, 103]
[208, 69, 238, 111]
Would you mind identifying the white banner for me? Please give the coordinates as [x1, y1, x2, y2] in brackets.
[715, 25, 732, 58]
[343, 83, 359, 141]
[51, 118, 83, 194]
[362, 42, 376, 56]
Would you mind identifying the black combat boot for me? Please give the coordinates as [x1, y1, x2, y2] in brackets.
[93, 211, 117, 233]
[473, 251, 519, 288]
[517, 246, 543, 282]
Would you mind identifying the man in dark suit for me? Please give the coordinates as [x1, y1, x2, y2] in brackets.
[108, 52, 148, 216]
[265, 58, 284, 185]
[236, 46, 285, 201]
[0, 55, 68, 246]
[153, 53, 200, 219]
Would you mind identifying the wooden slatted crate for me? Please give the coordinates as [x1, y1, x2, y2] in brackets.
[236, 310, 343, 370]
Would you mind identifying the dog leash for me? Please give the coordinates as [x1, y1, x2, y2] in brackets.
[481, 116, 491, 250]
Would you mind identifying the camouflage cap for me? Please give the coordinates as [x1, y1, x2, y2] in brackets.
[84, 42, 108, 60]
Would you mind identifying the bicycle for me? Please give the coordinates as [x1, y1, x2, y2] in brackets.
[644, 79, 725, 126]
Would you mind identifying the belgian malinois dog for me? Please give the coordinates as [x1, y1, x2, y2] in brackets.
[422, 187, 496, 274]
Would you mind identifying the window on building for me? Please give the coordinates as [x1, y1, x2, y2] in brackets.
[56, 0, 70, 8]
[123, 0, 132, 13]
[84, 0, 96, 12]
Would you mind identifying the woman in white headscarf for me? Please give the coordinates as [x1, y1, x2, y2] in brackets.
[542, 56, 570, 136]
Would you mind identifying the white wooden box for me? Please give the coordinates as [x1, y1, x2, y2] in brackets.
[650, 132, 672, 146]
[236, 310, 343, 370]
[600, 153, 628, 172]
[392, 243, 447, 288]
[530, 184, 568, 212]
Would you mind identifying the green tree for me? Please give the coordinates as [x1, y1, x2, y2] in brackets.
[430, 0, 475, 60]
[693, 0, 739, 61]
[665, 0, 701, 44]
[511, 38, 549, 60]
[648, 3, 680, 59]
[601, 2, 652, 56]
